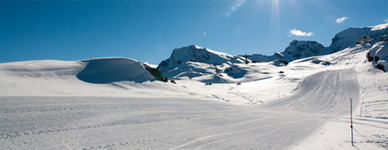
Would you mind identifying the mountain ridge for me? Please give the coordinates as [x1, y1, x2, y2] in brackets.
[156, 23, 388, 80]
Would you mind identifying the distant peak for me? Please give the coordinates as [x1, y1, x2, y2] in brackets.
[180, 44, 204, 50]
[290, 40, 298, 45]
[289, 40, 319, 46]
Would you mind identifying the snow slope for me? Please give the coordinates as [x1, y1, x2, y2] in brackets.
[0, 69, 360, 150]
[0, 58, 185, 97]
[262, 69, 360, 117]
[289, 36, 388, 150]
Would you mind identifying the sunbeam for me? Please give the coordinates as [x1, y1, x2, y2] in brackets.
[224, 0, 247, 18]
[270, 0, 280, 25]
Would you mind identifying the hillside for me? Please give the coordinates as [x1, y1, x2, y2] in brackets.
[0, 58, 184, 97]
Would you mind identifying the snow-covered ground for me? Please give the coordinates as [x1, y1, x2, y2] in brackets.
[291, 117, 388, 150]
[290, 41, 388, 150]
[0, 69, 362, 149]
[1, 24, 387, 149]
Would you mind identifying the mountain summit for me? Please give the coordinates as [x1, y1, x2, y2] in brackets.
[157, 45, 244, 70]
[157, 45, 245, 80]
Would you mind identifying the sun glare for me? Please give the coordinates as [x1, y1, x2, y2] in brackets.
[224, 0, 246, 18]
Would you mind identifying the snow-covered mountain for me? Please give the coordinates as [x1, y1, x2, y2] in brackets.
[247, 24, 388, 63]
[158, 45, 244, 69]
[155, 40, 332, 83]
[156, 41, 332, 83]
[157, 23, 388, 81]
[157, 45, 247, 81]
[330, 23, 388, 52]
[246, 40, 329, 63]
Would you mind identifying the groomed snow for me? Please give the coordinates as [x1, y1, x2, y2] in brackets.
[0, 69, 361, 149]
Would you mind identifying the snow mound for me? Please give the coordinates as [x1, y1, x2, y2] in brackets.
[0, 59, 188, 97]
[247, 40, 329, 63]
[77, 58, 155, 83]
[330, 23, 388, 52]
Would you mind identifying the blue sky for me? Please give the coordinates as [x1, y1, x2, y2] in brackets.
[1, 0, 387, 65]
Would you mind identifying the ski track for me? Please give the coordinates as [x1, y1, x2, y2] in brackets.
[0, 69, 360, 149]
[170, 116, 318, 150]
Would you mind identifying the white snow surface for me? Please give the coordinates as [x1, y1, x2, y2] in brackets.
[0, 68, 362, 149]
[1, 24, 388, 150]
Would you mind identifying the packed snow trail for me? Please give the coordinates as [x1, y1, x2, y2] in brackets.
[0, 69, 360, 149]
[262, 68, 360, 116]
[171, 68, 360, 149]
